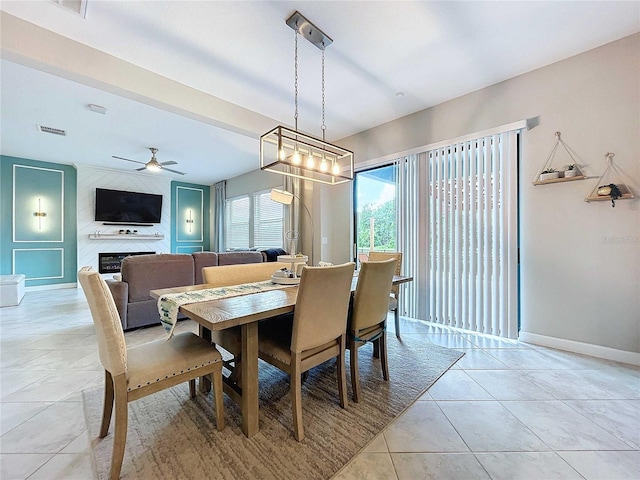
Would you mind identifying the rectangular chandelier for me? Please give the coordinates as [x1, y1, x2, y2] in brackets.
[260, 125, 354, 185]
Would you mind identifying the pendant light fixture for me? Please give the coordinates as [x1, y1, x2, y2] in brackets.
[260, 11, 354, 185]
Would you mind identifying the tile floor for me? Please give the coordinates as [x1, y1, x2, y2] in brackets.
[1, 288, 638, 479]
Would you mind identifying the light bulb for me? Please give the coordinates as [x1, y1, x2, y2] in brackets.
[332, 163, 341, 175]
[278, 148, 286, 161]
[292, 150, 301, 165]
[306, 154, 315, 169]
[320, 157, 328, 172]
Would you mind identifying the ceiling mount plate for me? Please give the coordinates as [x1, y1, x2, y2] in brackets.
[286, 11, 333, 50]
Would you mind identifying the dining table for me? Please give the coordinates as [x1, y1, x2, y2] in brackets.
[150, 273, 412, 438]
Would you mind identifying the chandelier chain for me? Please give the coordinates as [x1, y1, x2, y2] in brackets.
[321, 46, 326, 141]
[294, 29, 299, 132]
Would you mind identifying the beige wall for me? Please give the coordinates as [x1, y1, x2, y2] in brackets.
[336, 34, 640, 357]
[227, 34, 639, 358]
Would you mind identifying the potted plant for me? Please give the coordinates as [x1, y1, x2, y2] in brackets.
[539, 168, 560, 181]
[563, 164, 581, 178]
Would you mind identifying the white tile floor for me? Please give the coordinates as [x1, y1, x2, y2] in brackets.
[1, 288, 638, 479]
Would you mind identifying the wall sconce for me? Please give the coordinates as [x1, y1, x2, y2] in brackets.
[186, 208, 194, 233]
[34, 198, 47, 230]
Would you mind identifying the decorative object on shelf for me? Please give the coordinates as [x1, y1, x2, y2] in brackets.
[89, 233, 164, 240]
[539, 168, 560, 182]
[260, 11, 354, 185]
[533, 131, 585, 185]
[597, 183, 623, 207]
[271, 255, 308, 285]
[563, 164, 579, 178]
[585, 153, 635, 206]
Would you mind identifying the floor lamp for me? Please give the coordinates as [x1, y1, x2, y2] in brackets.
[270, 188, 314, 266]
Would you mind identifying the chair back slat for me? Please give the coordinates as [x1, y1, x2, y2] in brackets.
[78, 267, 127, 375]
[351, 259, 397, 332]
[291, 263, 355, 353]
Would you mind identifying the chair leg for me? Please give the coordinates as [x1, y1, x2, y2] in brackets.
[291, 353, 304, 442]
[212, 365, 225, 431]
[100, 370, 114, 438]
[349, 338, 361, 403]
[394, 307, 401, 339]
[110, 374, 128, 480]
[372, 338, 380, 358]
[189, 379, 196, 398]
[380, 330, 390, 381]
[337, 334, 348, 409]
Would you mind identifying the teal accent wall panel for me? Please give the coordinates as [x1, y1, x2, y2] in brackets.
[14, 165, 64, 242]
[176, 245, 204, 254]
[1, 156, 77, 286]
[171, 181, 210, 253]
[14, 248, 64, 280]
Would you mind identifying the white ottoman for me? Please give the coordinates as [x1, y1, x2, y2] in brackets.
[0, 274, 26, 307]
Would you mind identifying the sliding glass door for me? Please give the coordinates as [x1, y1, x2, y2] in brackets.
[353, 164, 398, 263]
[353, 127, 521, 338]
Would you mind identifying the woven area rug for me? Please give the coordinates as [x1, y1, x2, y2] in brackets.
[83, 336, 463, 480]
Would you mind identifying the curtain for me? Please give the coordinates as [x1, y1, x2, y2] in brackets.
[213, 180, 226, 252]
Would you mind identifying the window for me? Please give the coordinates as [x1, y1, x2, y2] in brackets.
[354, 164, 398, 258]
[224, 189, 284, 250]
[224, 195, 250, 249]
[253, 190, 284, 248]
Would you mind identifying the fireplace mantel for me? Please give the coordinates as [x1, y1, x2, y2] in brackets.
[88, 233, 164, 240]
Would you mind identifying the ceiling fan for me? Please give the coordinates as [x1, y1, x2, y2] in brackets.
[112, 147, 185, 175]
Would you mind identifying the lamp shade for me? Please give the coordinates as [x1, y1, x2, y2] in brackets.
[270, 188, 294, 205]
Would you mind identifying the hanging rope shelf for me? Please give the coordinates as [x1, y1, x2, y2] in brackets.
[533, 131, 586, 185]
[585, 152, 635, 206]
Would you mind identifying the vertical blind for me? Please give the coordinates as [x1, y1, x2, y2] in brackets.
[395, 129, 519, 338]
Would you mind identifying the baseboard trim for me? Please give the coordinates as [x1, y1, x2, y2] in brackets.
[519, 331, 640, 366]
[26, 282, 77, 292]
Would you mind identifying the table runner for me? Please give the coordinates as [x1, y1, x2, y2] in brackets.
[158, 281, 294, 338]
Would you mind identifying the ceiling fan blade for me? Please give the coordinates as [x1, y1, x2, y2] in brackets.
[112, 155, 146, 165]
[159, 160, 177, 166]
[135, 166, 147, 171]
[162, 167, 186, 175]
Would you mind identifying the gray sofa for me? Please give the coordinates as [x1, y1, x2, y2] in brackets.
[106, 251, 265, 330]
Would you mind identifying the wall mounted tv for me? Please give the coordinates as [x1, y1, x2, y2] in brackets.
[95, 188, 163, 225]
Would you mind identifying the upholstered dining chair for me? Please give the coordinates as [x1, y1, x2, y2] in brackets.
[201, 262, 290, 385]
[366, 251, 403, 339]
[257, 262, 356, 441]
[78, 267, 225, 480]
[348, 258, 397, 402]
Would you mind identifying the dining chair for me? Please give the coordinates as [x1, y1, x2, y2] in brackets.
[78, 267, 225, 480]
[366, 251, 403, 339]
[257, 262, 356, 441]
[201, 262, 290, 385]
[348, 258, 397, 402]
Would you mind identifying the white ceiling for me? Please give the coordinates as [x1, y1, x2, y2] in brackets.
[1, 1, 638, 185]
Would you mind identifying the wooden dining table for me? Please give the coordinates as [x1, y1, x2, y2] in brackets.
[150, 274, 412, 438]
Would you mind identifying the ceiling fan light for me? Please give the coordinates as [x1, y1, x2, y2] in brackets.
[146, 163, 162, 172]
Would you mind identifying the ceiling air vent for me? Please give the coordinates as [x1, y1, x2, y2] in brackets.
[37, 125, 67, 136]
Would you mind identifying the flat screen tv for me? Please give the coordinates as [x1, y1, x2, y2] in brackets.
[95, 188, 163, 225]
